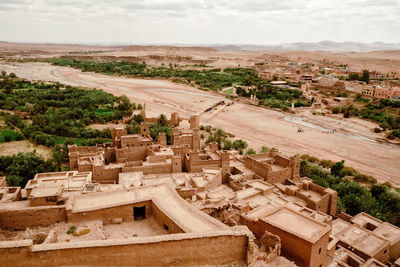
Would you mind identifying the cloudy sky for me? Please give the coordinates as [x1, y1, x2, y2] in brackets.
[0, 0, 399, 44]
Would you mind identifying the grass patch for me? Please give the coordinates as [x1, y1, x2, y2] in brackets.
[0, 129, 23, 143]
[95, 108, 115, 116]
[224, 88, 233, 94]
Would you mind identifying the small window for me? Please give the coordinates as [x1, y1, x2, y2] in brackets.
[318, 247, 321, 254]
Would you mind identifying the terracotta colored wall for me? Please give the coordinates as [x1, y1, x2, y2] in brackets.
[67, 201, 151, 224]
[244, 218, 329, 267]
[116, 147, 147, 163]
[0, 206, 67, 230]
[150, 201, 184, 234]
[92, 165, 121, 183]
[0, 232, 249, 266]
[122, 162, 172, 175]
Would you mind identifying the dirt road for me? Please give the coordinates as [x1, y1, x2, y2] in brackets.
[1, 61, 400, 186]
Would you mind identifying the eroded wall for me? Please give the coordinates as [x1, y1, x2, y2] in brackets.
[0, 229, 250, 266]
[0, 205, 67, 230]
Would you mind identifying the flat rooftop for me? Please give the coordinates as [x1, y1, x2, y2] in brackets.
[373, 223, 400, 244]
[261, 207, 331, 244]
[29, 185, 63, 198]
[335, 224, 389, 256]
[71, 183, 227, 233]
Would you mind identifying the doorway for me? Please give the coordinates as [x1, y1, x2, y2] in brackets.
[133, 206, 146, 220]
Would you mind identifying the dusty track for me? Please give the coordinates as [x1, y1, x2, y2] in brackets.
[1, 61, 400, 186]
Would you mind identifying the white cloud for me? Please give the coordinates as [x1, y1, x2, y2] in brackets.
[0, 0, 399, 43]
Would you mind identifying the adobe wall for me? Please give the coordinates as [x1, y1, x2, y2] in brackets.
[122, 162, 172, 175]
[337, 239, 389, 263]
[275, 155, 290, 167]
[77, 163, 92, 172]
[241, 157, 269, 179]
[204, 171, 223, 191]
[267, 169, 291, 184]
[389, 235, 400, 261]
[92, 165, 121, 183]
[116, 147, 147, 163]
[0, 206, 67, 230]
[67, 201, 151, 224]
[295, 191, 330, 214]
[0, 228, 250, 266]
[243, 218, 329, 267]
[29, 196, 60, 207]
[150, 201, 184, 234]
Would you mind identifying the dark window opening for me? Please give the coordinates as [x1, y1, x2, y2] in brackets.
[163, 223, 169, 231]
[134, 206, 146, 220]
[365, 222, 377, 231]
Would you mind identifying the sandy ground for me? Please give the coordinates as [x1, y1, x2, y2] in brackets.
[0, 140, 53, 159]
[1, 61, 400, 186]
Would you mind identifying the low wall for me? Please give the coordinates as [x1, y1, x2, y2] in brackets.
[0, 227, 251, 266]
[0, 205, 67, 230]
[122, 163, 172, 175]
[151, 201, 184, 234]
[67, 201, 151, 224]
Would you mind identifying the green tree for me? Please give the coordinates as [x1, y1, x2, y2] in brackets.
[362, 69, 370, 84]
[213, 129, 228, 149]
[331, 160, 345, 177]
[2, 153, 55, 187]
[157, 114, 168, 126]
[246, 148, 256, 155]
[232, 139, 248, 151]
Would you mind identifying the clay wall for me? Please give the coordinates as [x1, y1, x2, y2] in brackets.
[29, 196, 62, 207]
[122, 162, 172, 175]
[150, 201, 184, 234]
[275, 155, 290, 167]
[116, 147, 147, 163]
[241, 157, 269, 179]
[243, 218, 329, 267]
[77, 163, 92, 172]
[0, 206, 67, 230]
[92, 165, 122, 183]
[295, 191, 330, 214]
[267, 169, 292, 184]
[0, 229, 249, 266]
[204, 171, 223, 191]
[389, 237, 400, 261]
[337, 239, 389, 263]
[67, 201, 151, 224]
[186, 159, 221, 173]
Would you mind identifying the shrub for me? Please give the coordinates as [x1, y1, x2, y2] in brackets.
[67, 225, 77, 235]
[332, 106, 340, 114]
[246, 148, 256, 155]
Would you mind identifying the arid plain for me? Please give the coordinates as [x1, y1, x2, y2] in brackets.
[0, 43, 400, 185]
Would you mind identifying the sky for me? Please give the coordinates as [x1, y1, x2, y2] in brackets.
[0, 0, 399, 44]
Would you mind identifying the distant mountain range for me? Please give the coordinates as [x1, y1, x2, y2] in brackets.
[212, 41, 400, 52]
[1, 40, 400, 53]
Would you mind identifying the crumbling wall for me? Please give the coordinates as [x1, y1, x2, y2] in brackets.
[258, 231, 282, 263]
[0, 206, 67, 230]
[0, 229, 250, 266]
